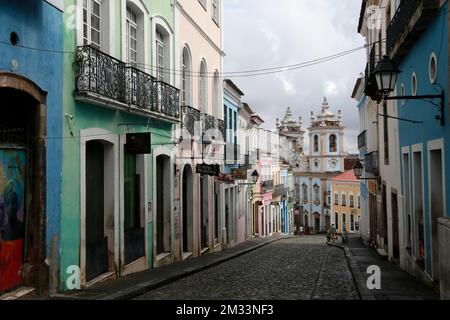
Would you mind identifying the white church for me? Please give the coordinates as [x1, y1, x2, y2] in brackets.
[277, 97, 346, 233]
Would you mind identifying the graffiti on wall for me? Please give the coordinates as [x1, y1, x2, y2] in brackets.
[0, 149, 26, 292]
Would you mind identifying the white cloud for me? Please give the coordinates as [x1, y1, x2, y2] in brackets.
[224, 0, 366, 153]
[324, 81, 339, 96]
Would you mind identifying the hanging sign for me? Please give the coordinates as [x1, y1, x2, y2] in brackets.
[196, 163, 220, 176]
[216, 173, 236, 184]
[126, 133, 151, 154]
[231, 168, 248, 180]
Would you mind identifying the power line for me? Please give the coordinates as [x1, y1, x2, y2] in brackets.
[0, 38, 383, 79]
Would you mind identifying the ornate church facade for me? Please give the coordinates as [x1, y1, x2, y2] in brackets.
[277, 97, 345, 233]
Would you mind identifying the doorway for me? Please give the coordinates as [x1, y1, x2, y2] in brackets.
[0, 78, 47, 293]
[314, 213, 320, 233]
[200, 175, 209, 250]
[429, 148, 443, 279]
[156, 155, 171, 256]
[85, 141, 109, 281]
[182, 165, 194, 255]
[123, 151, 145, 266]
[392, 190, 400, 260]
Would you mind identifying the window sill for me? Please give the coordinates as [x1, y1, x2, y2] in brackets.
[212, 17, 220, 28]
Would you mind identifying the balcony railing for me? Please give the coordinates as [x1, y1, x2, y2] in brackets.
[202, 113, 226, 141]
[76, 45, 127, 103]
[386, 0, 440, 59]
[272, 184, 286, 198]
[365, 151, 379, 176]
[364, 45, 382, 100]
[75, 45, 180, 122]
[225, 142, 240, 165]
[262, 180, 274, 193]
[181, 105, 201, 137]
[358, 130, 367, 149]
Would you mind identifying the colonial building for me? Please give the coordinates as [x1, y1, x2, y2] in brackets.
[330, 171, 361, 234]
[284, 98, 346, 233]
[0, 0, 64, 295]
[59, 0, 180, 291]
[175, 0, 225, 259]
[354, 0, 450, 299]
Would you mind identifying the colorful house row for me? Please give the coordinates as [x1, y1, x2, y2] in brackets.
[354, 0, 450, 299]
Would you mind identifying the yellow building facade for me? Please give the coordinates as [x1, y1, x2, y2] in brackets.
[330, 171, 361, 234]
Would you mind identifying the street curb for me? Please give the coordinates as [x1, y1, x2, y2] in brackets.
[90, 236, 289, 300]
[326, 242, 376, 301]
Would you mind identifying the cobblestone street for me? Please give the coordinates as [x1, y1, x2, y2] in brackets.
[135, 236, 360, 300]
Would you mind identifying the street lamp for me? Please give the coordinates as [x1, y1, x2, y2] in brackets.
[353, 160, 380, 183]
[251, 170, 260, 184]
[373, 55, 445, 126]
[373, 55, 401, 97]
[238, 170, 260, 187]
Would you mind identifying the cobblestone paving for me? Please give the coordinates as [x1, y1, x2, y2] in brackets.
[135, 236, 360, 300]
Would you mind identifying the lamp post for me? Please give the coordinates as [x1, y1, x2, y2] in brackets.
[238, 170, 260, 186]
[353, 160, 380, 183]
[373, 55, 445, 126]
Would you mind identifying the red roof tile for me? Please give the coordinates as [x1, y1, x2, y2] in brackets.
[331, 170, 358, 182]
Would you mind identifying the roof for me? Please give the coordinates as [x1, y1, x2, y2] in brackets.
[224, 79, 245, 96]
[357, 0, 367, 33]
[331, 170, 359, 182]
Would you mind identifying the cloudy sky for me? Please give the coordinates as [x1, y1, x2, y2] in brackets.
[223, 0, 366, 153]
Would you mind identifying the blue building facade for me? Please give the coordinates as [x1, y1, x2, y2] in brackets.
[396, 2, 449, 281]
[0, 0, 63, 293]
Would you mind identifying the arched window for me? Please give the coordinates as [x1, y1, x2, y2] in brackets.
[313, 184, 320, 205]
[329, 134, 337, 152]
[213, 70, 220, 118]
[199, 59, 207, 113]
[156, 30, 165, 81]
[302, 183, 308, 204]
[181, 46, 192, 106]
[314, 135, 319, 152]
[126, 6, 138, 65]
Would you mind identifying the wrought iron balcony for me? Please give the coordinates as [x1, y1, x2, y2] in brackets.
[261, 180, 274, 193]
[365, 151, 379, 176]
[225, 142, 240, 165]
[155, 81, 181, 120]
[181, 105, 201, 137]
[75, 45, 180, 122]
[75, 45, 127, 104]
[272, 184, 287, 198]
[364, 45, 382, 100]
[358, 130, 367, 149]
[201, 113, 225, 141]
[386, 0, 440, 60]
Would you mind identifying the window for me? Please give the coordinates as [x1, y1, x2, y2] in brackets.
[349, 195, 354, 208]
[358, 195, 361, 208]
[181, 46, 192, 106]
[302, 183, 308, 204]
[314, 135, 319, 152]
[212, 0, 220, 24]
[341, 194, 346, 207]
[383, 101, 389, 165]
[313, 184, 320, 205]
[156, 30, 164, 81]
[429, 53, 437, 84]
[199, 60, 207, 113]
[329, 134, 337, 152]
[213, 71, 220, 117]
[126, 7, 138, 65]
[334, 212, 339, 230]
[334, 193, 339, 205]
[83, 0, 102, 49]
